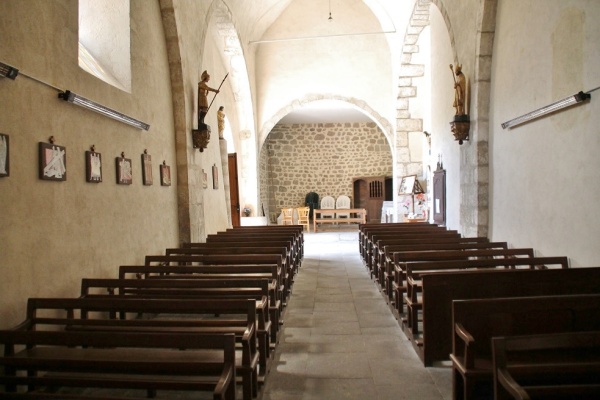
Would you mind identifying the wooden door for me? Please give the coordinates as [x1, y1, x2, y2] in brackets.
[433, 169, 446, 225]
[228, 153, 241, 227]
[353, 176, 385, 223]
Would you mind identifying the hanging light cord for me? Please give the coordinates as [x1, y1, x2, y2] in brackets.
[585, 85, 600, 95]
[328, 0, 333, 20]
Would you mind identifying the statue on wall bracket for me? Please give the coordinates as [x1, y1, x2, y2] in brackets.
[449, 63, 470, 145]
[192, 71, 228, 152]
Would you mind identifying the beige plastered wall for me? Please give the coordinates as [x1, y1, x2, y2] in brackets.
[255, 0, 395, 138]
[489, 0, 600, 267]
[0, 0, 180, 329]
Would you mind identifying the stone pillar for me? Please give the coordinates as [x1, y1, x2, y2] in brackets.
[219, 138, 232, 227]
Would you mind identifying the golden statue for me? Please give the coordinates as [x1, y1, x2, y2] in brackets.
[450, 64, 468, 116]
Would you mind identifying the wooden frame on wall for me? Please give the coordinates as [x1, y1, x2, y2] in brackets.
[0, 133, 9, 178]
[39, 142, 67, 181]
[141, 153, 153, 186]
[160, 162, 171, 186]
[115, 155, 132, 185]
[212, 164, 218, 189]
[85, 150, 102, 183]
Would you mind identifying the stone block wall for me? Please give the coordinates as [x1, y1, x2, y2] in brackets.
[259, 122, 392, 223]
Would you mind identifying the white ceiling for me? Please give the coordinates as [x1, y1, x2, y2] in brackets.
[277, 100, 373, 124]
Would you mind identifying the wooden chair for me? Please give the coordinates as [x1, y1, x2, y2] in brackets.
[281, 207, 294, 225]
[335, 195, 351, 220]
[296, 206, 310, 232]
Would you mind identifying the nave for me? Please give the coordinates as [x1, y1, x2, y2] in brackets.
[260, 228, 451, 400]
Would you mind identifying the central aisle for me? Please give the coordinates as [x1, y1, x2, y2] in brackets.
[260, 228, 452, 400]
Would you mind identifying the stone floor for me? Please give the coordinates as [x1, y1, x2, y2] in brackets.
[258, 225, 452, 400]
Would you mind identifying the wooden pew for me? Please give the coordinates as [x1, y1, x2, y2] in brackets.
[208, 230, 303, 261]
[414, 265, 600, 366]
[362, 225, 450, 268]
[389, 241, 509, 310]
[387, 247, 533, 312]
[382, 238, 498, 287]
[366, 230, 461, 278]
[0, 329, 236, 400]
[166, 246, 297, 290]
[143, 254, 290, 304]
[117, 267, 278, 344]
[451, 294, 600, 400]
[85, 275, 276, 356]
[358, 222, 441, 261]
[17, 297, 258, 400]
[492, 330, 600, 400]
[183, 240, 299, 274]
[404, 257, 569, 343]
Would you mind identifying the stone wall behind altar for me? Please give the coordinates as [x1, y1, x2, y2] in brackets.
[259, 122, 393, 223]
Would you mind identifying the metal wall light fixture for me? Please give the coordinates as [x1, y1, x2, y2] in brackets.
[58, 90, 150, 131]
[501, 90, 592, 129]
[0, 62, 19, 79]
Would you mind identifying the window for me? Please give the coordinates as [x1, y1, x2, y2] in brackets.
[78, 0, 131, 92]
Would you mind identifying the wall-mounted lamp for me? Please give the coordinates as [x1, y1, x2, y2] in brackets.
[0, 62, 19, 79]
[58, 90, 150, 131]
[501, 90, 592, 129]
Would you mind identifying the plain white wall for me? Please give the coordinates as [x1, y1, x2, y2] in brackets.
[490, 0, 600, 266]
[429, 5, 461, 231]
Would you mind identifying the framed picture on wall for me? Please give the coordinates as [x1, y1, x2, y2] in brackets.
[39, 141, 66, 181]
[141, 153, 153, 186]
[202, 169, 208, 189]
[160, 162, 171, 186]
[115, 155, 132, 185]
[85, 150, 102, 183]
[212, 164, 218, 189]
[0, 133, 9, 178]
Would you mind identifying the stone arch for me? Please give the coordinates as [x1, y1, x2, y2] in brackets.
[394, 0, 432, 219]
[258, 94, 394, 154]
[396, 0, 496, 234]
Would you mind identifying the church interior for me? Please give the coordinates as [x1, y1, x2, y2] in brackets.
[1, 0, 599, 398]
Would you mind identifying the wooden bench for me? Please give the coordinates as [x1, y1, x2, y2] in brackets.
[0, 329, 236, 400]
[388, 241, 509, 310]
[16, 296, 258, 400]
[117, 268, 279, 344]
[376, 235, 492, 283]
[365, 229, 461, 277]
[414, 265, 600, 366]
[451, 294, 600, 399]
[404, 256, 569, 342]
[208, 230, 303, 261]
[84, 275, 276, 354]
[166, 246, 297, 291]
[312, 208, 367, 232]
[358, 222, 441, 261]
[492, 330, 600, 400]
[144, 254, 290, 303]
[361, 225, 450, 268]
[184, 240, 299, 273]
[387, 247, 533, 311]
